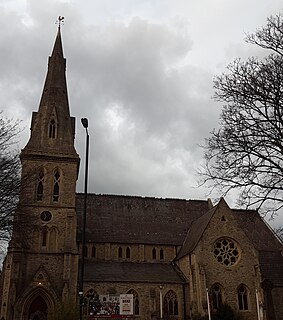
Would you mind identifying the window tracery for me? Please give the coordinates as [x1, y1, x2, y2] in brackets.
[238, 284, 249, 310]
[211, 284, 223, 310]
[213, 238, 240, 266]
[164, 290, 178, 316]
[127, 289, 139, 315]
[36, 170, 44, 201]
[53, 170, 60, 202]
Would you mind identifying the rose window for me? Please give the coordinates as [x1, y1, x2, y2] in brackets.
[213, 238, 240, 266]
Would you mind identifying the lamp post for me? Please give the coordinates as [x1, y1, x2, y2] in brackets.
[79, 118, 89, 320]
[159, 285, 163, 319]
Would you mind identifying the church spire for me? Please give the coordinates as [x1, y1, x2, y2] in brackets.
[22, 21, 78, 158]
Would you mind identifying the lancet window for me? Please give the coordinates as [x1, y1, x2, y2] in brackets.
[126, 247, 131, 259]
[118, 247, 123, 258]
[49, 118, 56, 138]
[211, 284, 223, 310]
[238, 285, 249, 310]
[152, 248, 157, 260]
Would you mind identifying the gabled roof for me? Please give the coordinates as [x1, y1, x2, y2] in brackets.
[84, 261, 185, 284]
[175, 205, 217, 259]
[76, 193, 210, 245]
[259, 251, 283, 287]
[232, 209, 282, 252]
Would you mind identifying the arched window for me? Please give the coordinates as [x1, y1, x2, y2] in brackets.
[127, 289, 139, 315]
[83, 245, 88, 258]
[126, 247, 131, 259]
[152, 248, 156, 260]
[41, 227, 47, 247]
[211, 284, 223, 310]
[238, 285, 249, 310]
[36, 170, 44, 201]
[164, 290, 178, 316]
[160, 248, 164, 260]
[53, 170, 60, 202]
[118, 247, 123, 258]
[92, 246, 96, 258]
[49, 118, 56, 138]
[84, 289, 99, 315]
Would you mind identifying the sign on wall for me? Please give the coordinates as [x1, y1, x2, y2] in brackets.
[87, 293, 133, 317]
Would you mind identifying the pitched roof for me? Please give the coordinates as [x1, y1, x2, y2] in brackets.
[259, 251, 283, 286]
[232, 209, 282, 252]
[83, 261, 185, 284]
[175, 205, 217, 259]
[76, 194, 210, 245]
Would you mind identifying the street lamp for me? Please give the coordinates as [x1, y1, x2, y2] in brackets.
[159, 285, 163, 319]
[79, 118, 89, 320]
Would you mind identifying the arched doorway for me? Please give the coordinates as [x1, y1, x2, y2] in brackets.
[28, 296, 47, 320]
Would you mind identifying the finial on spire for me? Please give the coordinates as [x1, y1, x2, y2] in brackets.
[56, 16, 65, 29]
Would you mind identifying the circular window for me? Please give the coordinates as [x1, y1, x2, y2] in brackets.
[40, 211, 52, 222]
[213, 238, 240, 266]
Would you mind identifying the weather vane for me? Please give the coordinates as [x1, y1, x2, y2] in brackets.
[56, 16, 65, 29]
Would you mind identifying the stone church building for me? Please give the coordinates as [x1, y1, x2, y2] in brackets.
[0, 27, 282, 320]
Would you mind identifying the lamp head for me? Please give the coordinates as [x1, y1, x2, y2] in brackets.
[81, 118, 88, 129]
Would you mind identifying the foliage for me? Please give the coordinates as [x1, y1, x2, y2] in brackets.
[47, 302, 79, 320]
[0, 111, 21, 243]
[200, 13, 283, 216]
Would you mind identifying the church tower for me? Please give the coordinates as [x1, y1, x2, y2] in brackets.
[0, 24, 79, 319]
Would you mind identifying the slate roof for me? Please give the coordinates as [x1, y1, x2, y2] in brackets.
[232, 209, 282, 252]
[76, 194, 210, 245]
[258, 251, 283, 287]
[84, 261, 185, 284]
[175, 205, 217, 259]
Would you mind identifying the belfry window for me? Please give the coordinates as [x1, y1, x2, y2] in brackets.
[238, 285, 249, 310]
[49, 118, 56, 138]
[36, 170, 44, 201]
[53, 170, 60, 202]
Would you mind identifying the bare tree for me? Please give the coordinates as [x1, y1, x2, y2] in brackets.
[200, 13, 283, 216]
[0, 111, 21, 244]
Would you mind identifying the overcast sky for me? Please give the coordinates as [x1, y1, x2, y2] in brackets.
[0, 0, 282, 227]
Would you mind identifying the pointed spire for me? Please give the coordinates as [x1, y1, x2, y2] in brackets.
[22, 23, 78, 159]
